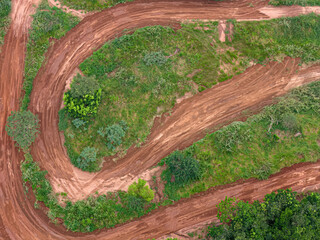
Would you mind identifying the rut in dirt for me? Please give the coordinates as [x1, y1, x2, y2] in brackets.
[0, 0, 320, 239]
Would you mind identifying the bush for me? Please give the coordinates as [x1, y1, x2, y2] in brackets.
[214, 121, 252, 153]
[72, 118, 86, 129]
[128, 178, 154, 202]
[75, 147, 98, 171]
[64, 75, 102, 119]
[281, 113, 301, 132]
[0, 0, 11, 18]
[143, 51, 167, 66]
[5, 111, 40, 150]
[164, 151, 202, 186]
[208, 189, 320, 239]
[98, 121, 128, 150]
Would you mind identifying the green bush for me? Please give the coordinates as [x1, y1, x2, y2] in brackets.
[72, 118, 86, 129]
[0, 0, 11, 47]
[208, 189, 320, 239]
[97, 121, 128, 150]
[69, 74, 100, 98]
[269, 0, 320, 6]
[5, 111, 40, 150]
[143, 51, 167, 66]
[64, 88, 102, 119]
[214, 121, 252, 153]
[128, 178, 154, 202]
[75, 147, 98, 171]
[281, 113, 301, 132]
[162, 151, 202, 186]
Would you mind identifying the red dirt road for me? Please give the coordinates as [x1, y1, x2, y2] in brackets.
[1, 0, 320, 239]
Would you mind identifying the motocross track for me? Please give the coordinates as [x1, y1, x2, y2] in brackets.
[1, 0, 320, 239]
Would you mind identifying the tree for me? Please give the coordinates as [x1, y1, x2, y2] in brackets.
[208, 189, 320, 239]
[6, 111, 40, 150]
[128, 178, 154, 202]
[64, 74, 102, 119]
[75, 147, 98, 172]
[97, 121, 128, 150]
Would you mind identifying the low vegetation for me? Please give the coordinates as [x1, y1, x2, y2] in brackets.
[269, 0, 320, 6]
[22, 82, 320, 233]
[6, 111, 40, 150]
[59, 0, 133, 11]
[0, 0, 11, 48]
[61, 14, 320, 171]
[160, 81, 320, 201]
[21, 154, 157, 232]
[22, 0, 79, 110]
[207, 189, 320, 239]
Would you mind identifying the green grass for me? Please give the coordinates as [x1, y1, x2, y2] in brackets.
[0, 0, 11, 49]
[21, 0, 80, 110]
[59, 0, 133, 11]
[269, 0, 320, 6]
[22, 81, 320, 233]
[160, 81, 320, 201]
[62, 14, 320, 171]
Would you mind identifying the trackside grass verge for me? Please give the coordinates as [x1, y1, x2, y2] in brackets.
[59, 0, 133, 12]
[269, 0, 320, 6]
[60, 14, 320, 171]
[160, 81, 320, 201]
[21, 0, 79, 110]
[22, 81, 320, 232]
[0, 0, 11, 49]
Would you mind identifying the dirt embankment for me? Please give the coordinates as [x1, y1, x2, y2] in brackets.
[1, 0, 320, 239]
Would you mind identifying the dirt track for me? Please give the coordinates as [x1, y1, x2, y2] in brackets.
[1, 0, 320, 239]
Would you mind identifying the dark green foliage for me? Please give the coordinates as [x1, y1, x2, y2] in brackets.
[60, 0, 133, 11]
[75, 147, 98, 172]
[162, 151, 202, 186]
[128, 178, 154, 202]
[5, 111, 40, 150]
[97, 121, 128, 150]
[269, 0, 320, 6]
[207, 189, 320, 239]
[69, 74, 100, 98]
[22, 1, 79, 110]
[64, 88, 102, 119]
[0, 0, 11, 47]
[143, 51, 167, 66]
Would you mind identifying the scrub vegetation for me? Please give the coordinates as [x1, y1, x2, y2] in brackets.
[21, 81, 320, 232]
[60, 14, 320, 171]
[269, 0, 320, 6]
[0, 0, 11, 48]
[160, 81, 320, 201]
[21, 0, 79, 110]
[59, 0, 133, 11]
[207, 189, 320, 239]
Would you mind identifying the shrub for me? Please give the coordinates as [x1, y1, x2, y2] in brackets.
[128, 178, 154, 202]
[64, 76, 102, 119]
[75, 147, 98, 171]
[5, 111, 40, 150]
[164, 151, 202, 185]
[214, 121, 252, 153]
[281, 113, 300, 132]
[0, 0, 11, 18]
[98, 121, 128, 150]
[143, 51, 167, 66]
[72, 118, 86, 129]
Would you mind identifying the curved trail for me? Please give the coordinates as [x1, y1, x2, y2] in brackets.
[0, 0, 320, 239]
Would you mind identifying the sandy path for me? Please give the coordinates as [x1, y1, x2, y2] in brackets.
[0, 0, 320, 239]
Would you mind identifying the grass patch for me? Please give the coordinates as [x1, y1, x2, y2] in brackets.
[62, 14, 320, 171]
[59, 0, 133, 11]
[269, 0, 320, 6]
[0, 0, 11, 49]
[160, 81, 320, 201]
[21, 0, 80, 110]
